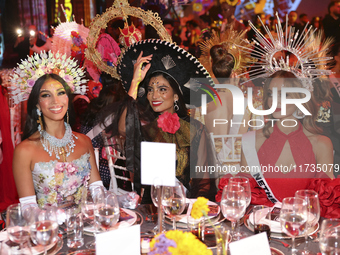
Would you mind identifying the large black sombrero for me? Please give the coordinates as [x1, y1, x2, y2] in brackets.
[117, 39, 216, 107]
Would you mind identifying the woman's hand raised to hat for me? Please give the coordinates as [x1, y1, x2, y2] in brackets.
[129, 51, 152, 99]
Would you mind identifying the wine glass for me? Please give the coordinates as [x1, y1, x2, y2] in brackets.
[319, 218, 340, 255]
[94, 190, 120, 232]
[220, 184, 247, 240]
[161, 180, 186, 230]
[229, 176, 251, 238]
[295, 190, 320, 255]
[151, 181, 166, 234]
[83, 185, 105, 249]
[29, 206, 59, 255]
[82, 185, 105, 222]
[280, 197, 308, 255]
[6, 203, 31, 253]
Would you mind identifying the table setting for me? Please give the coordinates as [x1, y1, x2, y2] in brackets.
[0, 194, 336, 255]
[1, 141, 338, 255]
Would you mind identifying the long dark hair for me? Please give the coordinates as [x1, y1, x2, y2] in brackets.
[23, 74, 75, 140]
[142, 71, 188, 118]
[82, 76, 125, 127]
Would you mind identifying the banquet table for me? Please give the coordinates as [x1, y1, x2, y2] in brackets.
[53, 204, 323, 255]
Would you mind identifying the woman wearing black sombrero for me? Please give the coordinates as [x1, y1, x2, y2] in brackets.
[102, 39, 218, 202]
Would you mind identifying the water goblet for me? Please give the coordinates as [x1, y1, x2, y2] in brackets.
[295, 190, 320, 255]
[82, 185, 105, 249]
[220, 184, 247, 240]
[94, 190, 120, 232]
[280, 197, 308, 255]
[229, 176, 251, 238]
[151, 180, 165, 234]
[29, 206, 59, 255]
[6, 203, 32, 253]
[161, 180, 186, 230]
[319, 218, 340, 255]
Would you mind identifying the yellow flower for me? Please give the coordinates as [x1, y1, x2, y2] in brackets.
[37, 198, 45, 208]
[55, 173, 64, 186]
[190, 197, 210, 219]
[46, 192, 57, 204]
[165, 230, 212, 255]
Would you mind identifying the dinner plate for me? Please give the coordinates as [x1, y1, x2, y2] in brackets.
[0, 235, 62, 255]
[165, 212, 225, 228]
[165, 199, 221, 224]
[84, 208, 137, 234]
[67, 249, 96, 255]
[244, 213, 319, 240]
[270, 247, 284, 255]
[249, 210, 318, 233]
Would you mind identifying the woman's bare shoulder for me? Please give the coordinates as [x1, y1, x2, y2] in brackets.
[13, 136, 41, 161]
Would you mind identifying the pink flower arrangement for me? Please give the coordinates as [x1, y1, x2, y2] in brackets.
[157, 112, 180, 134]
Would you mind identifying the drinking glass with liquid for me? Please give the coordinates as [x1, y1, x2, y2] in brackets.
[66, 208, 84, 248]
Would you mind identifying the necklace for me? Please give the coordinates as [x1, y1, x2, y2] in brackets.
[39, 122, 78, 161]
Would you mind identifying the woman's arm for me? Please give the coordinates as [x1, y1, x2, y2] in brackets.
[12, 142, 36, 198]
[128, 51, 152, 100]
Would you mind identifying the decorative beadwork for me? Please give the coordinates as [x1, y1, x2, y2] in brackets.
[39, 122, 78, 160]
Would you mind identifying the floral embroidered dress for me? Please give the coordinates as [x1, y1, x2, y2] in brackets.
[32, 153, 91, 207]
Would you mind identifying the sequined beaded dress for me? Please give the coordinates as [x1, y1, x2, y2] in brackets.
[32, 153, 91, 207]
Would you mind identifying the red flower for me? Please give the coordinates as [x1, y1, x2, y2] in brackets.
[157, 112, 180, 134]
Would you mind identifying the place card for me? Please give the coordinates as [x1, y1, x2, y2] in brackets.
[229, 232, 271, 255]
[141, 141, 176, 186]
[96, 224, 141, 255]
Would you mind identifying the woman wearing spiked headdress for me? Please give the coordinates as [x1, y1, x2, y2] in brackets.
[216, 15, 340, 218]
[11, 51, 102, 210]
[101, 39, 218, 201]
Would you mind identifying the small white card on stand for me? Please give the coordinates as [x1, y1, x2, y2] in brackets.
[96, 225, 141, 255]
[229, 232, 271, 255]
[141, 141, 176, 186]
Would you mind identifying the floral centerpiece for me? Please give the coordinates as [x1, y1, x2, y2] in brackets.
[190, 197, 227, 255]
[148, 229, 212, 255]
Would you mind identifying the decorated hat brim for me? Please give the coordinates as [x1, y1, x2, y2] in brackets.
[117, 39, 215, 107]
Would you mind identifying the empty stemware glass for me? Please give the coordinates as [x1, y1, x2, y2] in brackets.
[6, 203, 32, 253]
[29, 206, 59, 255]
[229, 176, 251, 238]
[280, 197, 308, 255]
[94, 190, 120, 232]
[220, 184, 247, 240]
[151, 182, 166, 234]
[319, 218, 340, 255]
[295, 190, 320, 255]
[161, 180, 186, 230]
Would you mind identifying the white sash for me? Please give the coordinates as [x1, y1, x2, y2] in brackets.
[242, 131, 279, 203]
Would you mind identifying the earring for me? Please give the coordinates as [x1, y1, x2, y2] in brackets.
[292, 109, 305, 119]
[67, 110, 69, 124]
[36, 108, 43, 131]
[174, 100, 179, 111]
